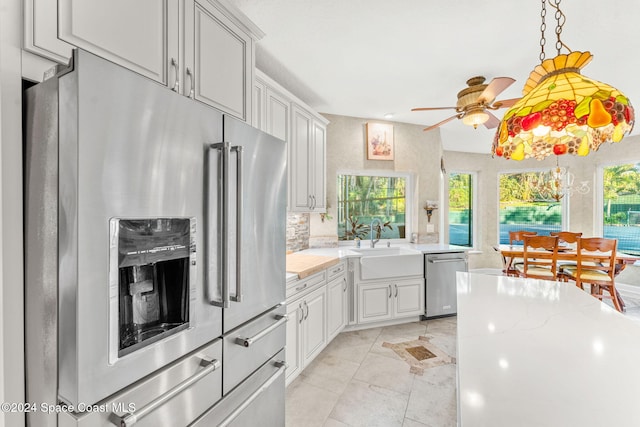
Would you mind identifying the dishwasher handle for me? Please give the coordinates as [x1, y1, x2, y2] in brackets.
[428, 258, 467, 264]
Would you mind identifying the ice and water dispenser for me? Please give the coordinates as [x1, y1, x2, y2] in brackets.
[110, 218, 196, 359]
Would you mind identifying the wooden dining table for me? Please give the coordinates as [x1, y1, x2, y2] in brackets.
[494, 244, 640, 309]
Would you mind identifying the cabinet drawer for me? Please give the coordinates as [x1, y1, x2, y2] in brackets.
[223, 305, 286, 395]
[192, 349, 285, 426]
[286, 269, 326, 300]
[59, 339, 223, 427]
[327, 261, 346, 281]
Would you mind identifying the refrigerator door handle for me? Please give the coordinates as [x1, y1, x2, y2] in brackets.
[218, 361, 287, 427]
[110, 357, 221, 426]
[230, 146, 243, 303]
[209, 142, 231, 308]
[234, 314, 288, 347]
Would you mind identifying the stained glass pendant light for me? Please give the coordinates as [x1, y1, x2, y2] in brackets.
[492, 0, 634, 161]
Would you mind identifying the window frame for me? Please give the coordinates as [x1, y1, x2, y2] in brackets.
[595, 158, 640, 238]
[336, 169, 414, 245]
[497, 167, 569, 243]
[447, 170, 478, 249]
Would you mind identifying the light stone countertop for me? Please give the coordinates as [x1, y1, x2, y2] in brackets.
[457, 272, 640, 426]
[285, 243, 467, 282]
[292, 243, 468, 258]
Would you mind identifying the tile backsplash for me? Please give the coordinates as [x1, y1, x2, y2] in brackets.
[286, 213, 309, 252]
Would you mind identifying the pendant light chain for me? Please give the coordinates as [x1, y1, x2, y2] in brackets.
[539, 0, 547, 62]
[549, 0, 570, 54]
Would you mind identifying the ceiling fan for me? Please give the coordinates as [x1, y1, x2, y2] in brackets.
[412, 76, 520, 132]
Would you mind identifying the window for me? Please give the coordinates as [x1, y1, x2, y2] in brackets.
[448, 172, 474, 247]
[600, 163, 640, 255]
[498, 170, 565, 243]
[337, 172, 410, 242]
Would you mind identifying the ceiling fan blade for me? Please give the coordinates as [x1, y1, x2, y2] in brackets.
[483, 111, 501, 129]
[411, 106, 457, 112]
[423, 114, 460, 132]
[477, 77, 516, 104]
[491, 97, 520, 108]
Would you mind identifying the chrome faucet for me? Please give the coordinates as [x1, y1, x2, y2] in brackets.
[370, 218, 382, 248]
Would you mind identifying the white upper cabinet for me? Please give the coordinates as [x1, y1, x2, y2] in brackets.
[25, 0, 177, 84]
[24, 0, 258, 121]
[290, 103, 327, 213]
[311, 120, 327, 211]
[265, 88, 290, 142]
[58, 0, 175, 85]
[24, 0, 73, 63]
[253, 70, 328, 213]
[184, 0, 253, 120]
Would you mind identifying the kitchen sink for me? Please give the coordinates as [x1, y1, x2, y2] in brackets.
[353, 247, 423, 280]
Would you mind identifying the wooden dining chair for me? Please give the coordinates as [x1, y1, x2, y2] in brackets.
[550, 231, 582, 246]
[516, 235, 559, 280]
[562, 237, 621, 312]
[550, 231, 583, 279]
[504, 231, 538, 276]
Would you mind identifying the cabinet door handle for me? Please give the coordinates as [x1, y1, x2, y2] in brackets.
[298, 303, 304, 324]
[186, 67, 195, 98]
[170, 58, 179, 92]
[394, 284, 398, 298]
[388, 285, 392, 299]
[303, 301, 309, 320]
[343, 278, 347, 292]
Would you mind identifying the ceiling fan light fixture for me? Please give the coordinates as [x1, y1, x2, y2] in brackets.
[462, 109, 489, 128]
[492, 0, 634, 161]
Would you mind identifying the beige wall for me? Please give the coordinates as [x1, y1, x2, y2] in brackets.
[444, 135, 640, 270]
[309, 114, 442, 245]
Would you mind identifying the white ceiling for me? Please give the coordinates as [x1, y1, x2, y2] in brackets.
[228, 0, 640, 154]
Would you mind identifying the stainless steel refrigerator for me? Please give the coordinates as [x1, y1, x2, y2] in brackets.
[25, 49, 287, 426]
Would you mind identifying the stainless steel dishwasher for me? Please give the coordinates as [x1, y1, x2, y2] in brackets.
[424, 252, 468, 318]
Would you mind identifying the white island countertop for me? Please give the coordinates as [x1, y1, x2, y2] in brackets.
[457, 272, 640, 426]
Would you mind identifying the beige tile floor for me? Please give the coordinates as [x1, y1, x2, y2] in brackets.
[285, 317, 457, 427]
[285, 275, 640, 427]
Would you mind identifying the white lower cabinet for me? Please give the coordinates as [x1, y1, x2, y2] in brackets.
[301, 286, 327, 366]
[285, 283, 327, 385]
[327, 274, 347, 342]
[285, 300, 303, 384]
[357, 278, 424, 324]
[285, 260, 424, 386]
[358, 282, 393, 324]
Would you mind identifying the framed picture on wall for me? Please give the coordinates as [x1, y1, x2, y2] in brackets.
[366, 123, 394, 160]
